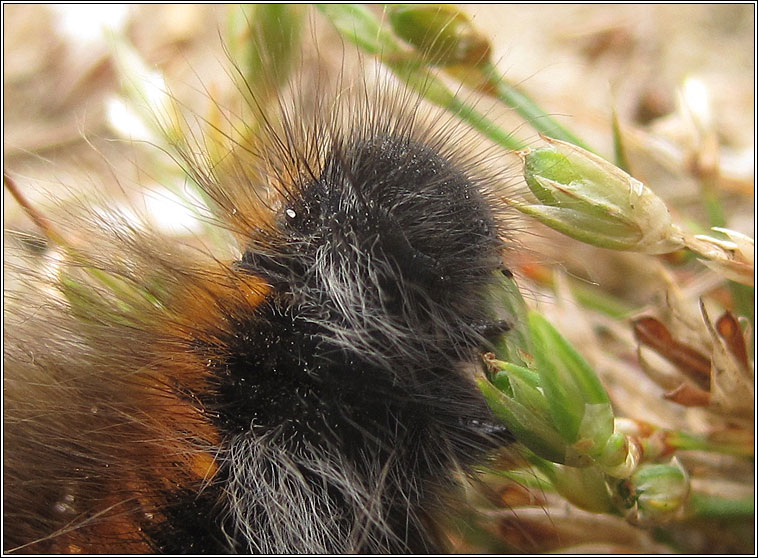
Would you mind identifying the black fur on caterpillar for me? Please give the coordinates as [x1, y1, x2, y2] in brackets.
[3, 10, 518, 554]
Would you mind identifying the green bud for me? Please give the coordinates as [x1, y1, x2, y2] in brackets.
[550, 463, 614, 513]
[629, 460, 690, 522]
[480, 311, 621, 467]
[518, 138, 684, 254]
[477, 375, 571, 464]
[597, 432, 639, 478]
[528, 311, 615, 457]
[494, 362, 541, 393]
[489, 271, 532, 368]
[388, 5, 491, 66]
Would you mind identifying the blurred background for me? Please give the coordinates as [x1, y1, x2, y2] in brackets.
[3, 4, 755, 554]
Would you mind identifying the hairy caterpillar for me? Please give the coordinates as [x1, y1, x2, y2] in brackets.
[4, 6, 518, 554]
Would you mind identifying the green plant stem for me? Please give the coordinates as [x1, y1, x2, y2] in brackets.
[611, 107, 631, 173]
[571, 283, 634, 318]
[729, 281, 754, 334]
[686, 492, 754, 519]
[489, 468, 555, 492]
[479, 61, 594, 152]
[701, 175, 726, 231]
[667, 431, 754, 458]
[444, 94, 525, 150]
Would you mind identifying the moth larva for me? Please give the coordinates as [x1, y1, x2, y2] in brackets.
[4, 5, 517, 554]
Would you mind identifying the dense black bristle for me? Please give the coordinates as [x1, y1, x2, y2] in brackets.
[204, 132, 510, 552]
[241, 133, 503, 358]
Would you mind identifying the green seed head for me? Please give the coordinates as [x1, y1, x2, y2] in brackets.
[519, 138, 685, 254]
[629, 460, 690, 523]
[388, 5, 491, 66]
